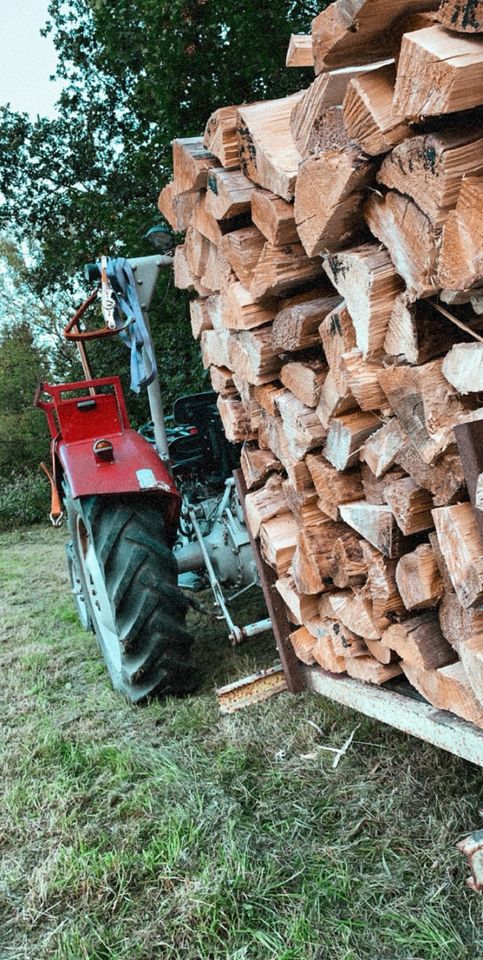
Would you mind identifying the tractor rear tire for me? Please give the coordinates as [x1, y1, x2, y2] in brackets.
[65, 490, 195, 703]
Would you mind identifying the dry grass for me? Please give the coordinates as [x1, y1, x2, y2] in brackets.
[0, 525, 482, 960]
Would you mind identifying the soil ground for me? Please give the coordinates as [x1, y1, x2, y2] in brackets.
[0, 525, 482, 960]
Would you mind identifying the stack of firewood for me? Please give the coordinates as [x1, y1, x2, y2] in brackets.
[159, 0, 483, 728]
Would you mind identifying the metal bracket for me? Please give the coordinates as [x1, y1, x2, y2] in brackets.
[216, 665, 288, 714]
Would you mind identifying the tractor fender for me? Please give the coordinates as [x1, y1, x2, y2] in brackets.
[55, 428, 181, 545]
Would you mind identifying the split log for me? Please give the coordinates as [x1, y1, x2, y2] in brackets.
[361, 542, 405, 618]
[283, 480, 323, 528]
[346, 656, 403, 684]
[342, 65, 411, 157]
[360, 418, 406, 478]
[280, 360, 328, 408]
[384, 613, 457, 668]
[290, 626, 317, 665]
[384, 476, 435, 535]
[306, 612, 367, 658]
[276, 576, 319, 626]
[382, 293, 483, 365]
[272, 294, 341, 352]
[432, 502, 483, 607]
[250, 189, 299, 246]
[249, 241, 324, 301]
[442, 342, 483, 393]
[323, 590, 386, 641]
[311, 0, 440, 74]
[377, 128, 483, 228]
[437, 0, 483, 32]
[365, 192, 440, 298]
[260, 512, 299, 577]
[157, 181, 196, 232]
[184, 226, 211, 280]
[339, 501, 403, 558]
[319, 304, 357, 390]
[200, 328, 232, 370]
[306, 453, 364, 521]
[365, 638, 400, 665]
[324, 245, 404, 357]
[236, 94, 303, 201]
[290, 518, 347, 594]
[361, 464, 406, 506]
[190, 297, 214, 339]
[316, 369, 356, 428]
[205, 168, 256, 221]
[216, 396, 256, 443]
[174, 244, 198, 292]
[172, 137, 219, 194]
[229, 327, 282, 385]
[291, 70, 361, 158]
[439, 591, 483, 650]
[324, 410, 380, 471]
[203, 106, 239, 169]
[332, 531, 367, 588]
[253, 382, 287, 416]
[393, 25, 483, 120]
[459, 637, 483, 708]
[312, 634, 347, 673]
[245, 473, 289, 539]
[222, 227, 265, 288]
[395, 544, 444, 610]
[286, 34, 314, 67]
[240, 444, 283, 491]
[438, 176, 483, 292]
[403, 660, 483, 727]
[276, 392, 326, 460]
[294, 149, 374, 256]
[210, 366, 237, 397]
[221, 282, 276, 331]
[395, 439, 466, 507]
[340, 350, 388, 411]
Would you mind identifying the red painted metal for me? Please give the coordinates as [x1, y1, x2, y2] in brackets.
[35, 378, 181, 544]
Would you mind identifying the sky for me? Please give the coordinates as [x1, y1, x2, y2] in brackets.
[0, 0, 62, 118]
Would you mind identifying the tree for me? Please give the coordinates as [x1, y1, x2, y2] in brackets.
[0, 322, 51, 476]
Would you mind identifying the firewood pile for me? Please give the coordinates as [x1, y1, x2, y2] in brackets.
[159, 0, 483, 729]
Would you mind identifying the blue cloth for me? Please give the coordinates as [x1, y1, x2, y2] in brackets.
[105, 257, 158, 394]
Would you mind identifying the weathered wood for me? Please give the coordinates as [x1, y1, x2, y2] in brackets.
[200, 327, 232, 370]
[324, 410, 380, 471]
[216, 396, 256, 443]
[377, 128, 483, 228]
[222, 227, 265, 288]
[343, 65, 411, 157]
[442, 342, 483, 393]
[306, 453, 363, 521]
[172, 137, 220, 194]
[291, 517, 348, 594]
[312, 634, 347, 673]
[361, 464, 406, 506]
[221, 281, 276, 332]
[384, 613, 456, 669]
[311, 0, 439, 74]
[396, 544, 444, 610]
[459, 637, 483, 708]
[286, 34, 314, 67]
[439, 590, 483, 650]
[280, 360, 328, 408]
[365, 192, 440, 298]
[383, 293, 483, 365]
[319, 303, 357, 391]
[305, 614, 367, 659]
[203, 105, 239, 169]
[346, 655, 403, 684]
[340, 350, 388, 411]
[291, 70, 361, 158]
[210, 365, 237, 397]
[250, 188, 299, 246]
[276, 392, 327, 461]
[272, 294, 341, 352]
[240, 443, 283, 491]
[339, 501, 403, 557]
[395, 439, 466, 506]
[361, 418, 406, 478]
[438, 176, 483, 292]
[190, 297, 214, 339]
[437, 0, 483, 32]
[384, 476, 435, 535]
[249, 241, 324, 301]
[403, 660, 483, 727]
[393, 25, 483, 120]
[290, 626, 317, 665]
[157, 180, 196, 232]
[432, 502, 483, 607]
[365, 638, 400, 665]
[236, 94, 304, 201]
[324, 245, 404, 357]
[361, 541, 405, 618]
[315, 368, 356, 429]
[229, 326, 282, 385]
[245, 473, 290, 539]
[276, 576, 319, 626]
[174, 243, 196, 292]
[332, 531, 367, 589]
[323, 589, 386, 640]
[205, 168, 256, 221]
[295, 149, 374, 257]
[259, 512, 299, 577]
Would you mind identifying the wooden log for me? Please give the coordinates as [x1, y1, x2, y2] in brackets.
[245, 473, 289, 539]
[229, 327, 282, 385]
[437, 0, 483, 32]
[442, 342, 483, 393]
[240, 444, 283, 491]
[393, 25, 483, 120]
[438, 176, 483, 292]
[222, 227, 265, 288]
[157, 181, 196, 232]
[432, 502, 483, 607]
[403, 660, 483, 727]
[286, 34, 314, 67]
[294, 149, 375, 257]
[306, 611, 367, 658]
[253, 382, 286, 417]
[280, 360, 328, 408]
[384, 476, 435, 535]
[205, 168, 256, 221]
[276, 392, 327, 461]
[377, 128, 483, 228]
[395, 544, 444, 610]
[203, 106, 239, 169]
[384, 613, 457, 668]
[383, 292, 483, 365]
[311, 1, 439, 74]
[395, 439, 466, 508]
[324, 245, 404, 357]
[459, 637, 483, 708]
[312, 634, 347, 673]
[174, 243, 195, 292]
[290, 626, 317, 665]
[283, 479, 323, 529]
[324, 410, 381, 471]
[259, 512, 299, 576]
[291, 70, 361, 158]
[340, 350, 388, 411]
[365, 638, 400, 665]
[339, 501, 403, 557]
[361, 418, 406, 478]
[361, 542, 405, 618]
[272, 294, 341, 352]
[276, 576, 319, 626]
[172, 137, 220, 194]
[365, 192, 440, 298]
[342, 65, 411, 157]
[319, 303, 357, 390]
[190, 297, 213, 339]
[290, 518, 347, 594]
[210, 365, 237, 397]
[306, 453, 363, 521]
[315, 369, 356, 429]
[221, 281, 276, 331]
[332, 531, 367, 588]
[439, 590, 483, 650]
[361, 464, 406, 506]
[249, 241, 324, 301]
[217, 395, 257, 443]
[251, 189, 298, 246]
[346, 656, 403, 684]
[200, 328, 231, 369]
[236, 94, 303, 201]
[184, 226, 210, 280]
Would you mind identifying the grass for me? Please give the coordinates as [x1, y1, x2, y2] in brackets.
[0, 524, 482, 960]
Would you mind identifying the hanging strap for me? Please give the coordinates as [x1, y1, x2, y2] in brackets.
[40, 460, 64, 527]
[105, 257, 158, 394]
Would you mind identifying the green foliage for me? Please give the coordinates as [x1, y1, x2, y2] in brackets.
[0, 322, 51, 476]
[0, 470, 50, 529]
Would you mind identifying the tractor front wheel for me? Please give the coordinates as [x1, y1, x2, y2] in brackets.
[65, 490, 195, 702]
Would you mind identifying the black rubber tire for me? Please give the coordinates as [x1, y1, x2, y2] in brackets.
[65, 490, 195, 702]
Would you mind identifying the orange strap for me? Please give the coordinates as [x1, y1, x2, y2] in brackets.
[40, 462, 64, 526]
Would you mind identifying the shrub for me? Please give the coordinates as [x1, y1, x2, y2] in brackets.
[0, 471, 50, 531]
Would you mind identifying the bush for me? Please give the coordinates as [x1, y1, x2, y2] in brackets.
[0, 471, 50, 531]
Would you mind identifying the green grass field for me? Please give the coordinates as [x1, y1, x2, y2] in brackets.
[0, 526, 482, 960]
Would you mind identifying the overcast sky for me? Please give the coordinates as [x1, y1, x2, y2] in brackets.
[0, 0, 62, 117]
